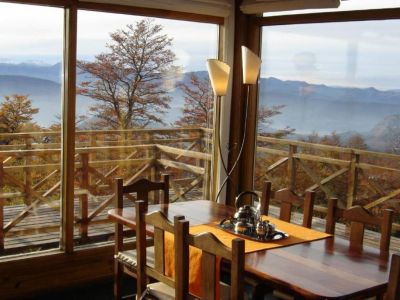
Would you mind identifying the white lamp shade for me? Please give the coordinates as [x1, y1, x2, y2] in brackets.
[241, 46, 261, 85]
[206, 59, 230, 96]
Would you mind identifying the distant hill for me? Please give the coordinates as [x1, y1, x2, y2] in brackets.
[0, 75, 62, 126]
[0, 63, 61, 83]
[0, 75, 60, 96]
[0, 75, 93, 126]
[259, 77, 400, 135]
[1, 62, 399, 151]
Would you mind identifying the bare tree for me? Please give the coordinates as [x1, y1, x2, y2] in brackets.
[77, 19, 178, 129]
[176, 73, 294, 139]
[347, 133, 367, 150]
[175, 73, 213, 128]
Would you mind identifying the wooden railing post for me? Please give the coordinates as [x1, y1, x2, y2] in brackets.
[347, 152, 360, 208]
[204, 159, 212, 201]
[79, 152, 89, 240]
[288, 145, 297, 191]
[24, 137, 33, 205]
[0, 159, 4, 252]
[146, 132, 153, 179]
[89, 133, 96, 187]
[196, 130, 203, 168]
[152, 145, 161, 204]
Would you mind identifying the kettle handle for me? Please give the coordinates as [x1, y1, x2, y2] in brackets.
[235, 191, 260, 209]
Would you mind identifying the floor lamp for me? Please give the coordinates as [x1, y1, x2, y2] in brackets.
[207, 59, 230, 201]
[207, 46, 261, 202]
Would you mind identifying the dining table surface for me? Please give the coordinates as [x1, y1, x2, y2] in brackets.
[107, 199, 391, 299]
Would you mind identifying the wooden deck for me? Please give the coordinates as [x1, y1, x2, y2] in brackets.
[2, 199, 399, 255]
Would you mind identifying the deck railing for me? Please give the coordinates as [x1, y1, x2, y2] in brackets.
[256, 135, 400, 231]
[0, 128, 399, 253]
[0, 128, 212, 253]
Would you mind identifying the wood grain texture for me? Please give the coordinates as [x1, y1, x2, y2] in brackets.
[387, 254, 400, 300]
[260, 181, 271, 216]
[325, 198, 394, 259]
[61, 1, 77, 255]
[113, 176, 170, 299]
[264, 184, 315, 228]
[109, 200, 391, 299]
[175, 218, 189, 300]
[136, 201, 187, 299]
[257, 7, 400, 26]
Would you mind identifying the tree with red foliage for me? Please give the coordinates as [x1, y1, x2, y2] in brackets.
[77, 19, 178, 129]
[0, 94, 38, 134]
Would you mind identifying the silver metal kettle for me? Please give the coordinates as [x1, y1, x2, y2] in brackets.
[233, 191, 261, 232]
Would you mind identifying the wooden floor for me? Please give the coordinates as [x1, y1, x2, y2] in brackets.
[2, 198, 400, 255]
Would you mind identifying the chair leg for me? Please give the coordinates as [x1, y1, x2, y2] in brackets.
[114, 260, 122, 300]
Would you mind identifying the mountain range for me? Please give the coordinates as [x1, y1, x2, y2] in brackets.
[0, 62, 399, 151]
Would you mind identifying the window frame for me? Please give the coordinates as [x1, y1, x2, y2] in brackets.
[0, 0, 224, 257]
[239, 7, 400, 203]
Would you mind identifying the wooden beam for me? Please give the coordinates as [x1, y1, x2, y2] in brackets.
[226, 0, 249, 206]
[157, 159, 204, 175]
[78, 1, 223, 24]
[0, 0, 224, 25]
[61, 1, 77, 254]
[364, 188, 400, 210]
[265, 157, 288, 174]
[240, 15, 261, 196]
[256, 8, 400, 26]
[307, 167, 348, 191]
[0, 0, 70, 7]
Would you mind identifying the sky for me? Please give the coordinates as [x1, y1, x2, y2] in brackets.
[261, 19, 400, 90]
[1, 2, 400, 90]
[0, 3, 218, 72]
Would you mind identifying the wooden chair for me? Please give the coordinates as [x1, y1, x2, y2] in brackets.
[136, 199, 187, 300]
[178, 226, 245, 300]
[114, 175, 169, 299]
[325, 198, 393, 258]
[387, 253, 400, 300]
[253, 182, 315, 299]
[261, 181, 315, 228]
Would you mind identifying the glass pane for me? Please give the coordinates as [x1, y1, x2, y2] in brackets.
[75, 11, 218, 245]
[0, 3, 63, 255]
[256, 21, 400, 234]
[264, 0, 400, 16]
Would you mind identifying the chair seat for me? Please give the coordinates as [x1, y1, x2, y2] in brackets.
[143, 280, 175, 300]
[115, 246, 155, 269]
[142, 282, 231, 300]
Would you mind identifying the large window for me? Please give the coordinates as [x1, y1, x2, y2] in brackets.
[255, 20, 400, 232]
[0, 3, 64, 255]
[0, 3, 219, 256]
[74, 11, 218, 245]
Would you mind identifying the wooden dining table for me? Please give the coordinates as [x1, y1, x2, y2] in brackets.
[108, 200, 391, 299]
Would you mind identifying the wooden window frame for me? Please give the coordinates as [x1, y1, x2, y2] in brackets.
[0, 0, 223, 255]
[228, 6, 400, 206]
[0, 1, 224, 297]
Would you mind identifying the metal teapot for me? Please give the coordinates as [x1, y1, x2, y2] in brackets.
[233, 191, 261, 233]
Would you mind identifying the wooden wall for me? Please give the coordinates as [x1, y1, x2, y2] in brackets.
[0, 246, 114, 299]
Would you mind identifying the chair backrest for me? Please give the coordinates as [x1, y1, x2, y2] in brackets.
[177, 228, 245, 300]
[261, 181, 315, 228]
[135, 200, 188, 298]
[114, 174, 169, 209]
[387, 253, 400, 300]
[326, 198, 393, 258]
